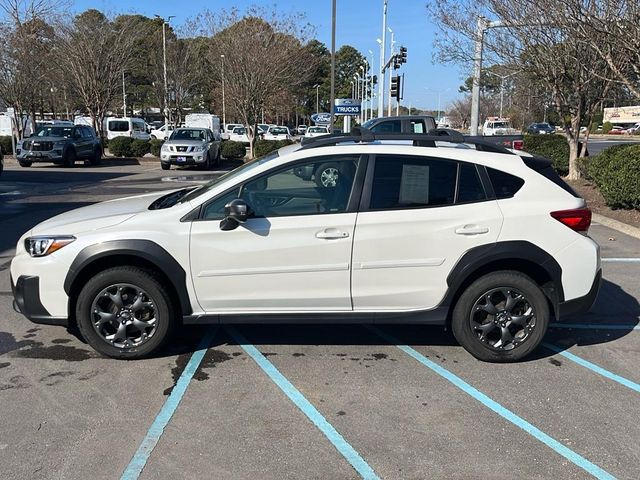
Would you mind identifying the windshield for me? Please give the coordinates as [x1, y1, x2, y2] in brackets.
[108, 120, 130, 132]
[490, 122, 510, 129]
[233, 127, 246, 134]
[308, 127, 328, 133]
[170, 129, 206, 141]
[180, 150, 281, 204]
[35, 126, 73, 138]
[269, 127, 288, 134]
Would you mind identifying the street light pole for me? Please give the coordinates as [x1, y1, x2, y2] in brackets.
[330, 0, 337, 132]
[484, 70, 520, 118]
[360, 64, 366, 124]
[369, 49, 375, 121]
[220, 54, 226, 127]
[156, 15, 175, 128]
[378, 0, 388, 117]
[387, 27, 394, 117]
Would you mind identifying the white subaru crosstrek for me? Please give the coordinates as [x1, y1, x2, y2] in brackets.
[10, 129, 601, 362]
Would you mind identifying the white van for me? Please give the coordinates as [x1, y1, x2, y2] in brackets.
[185, 114, 221, 138]
[105, 117, 151, 141]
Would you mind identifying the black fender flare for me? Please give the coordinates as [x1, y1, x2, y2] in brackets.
[440, 240, 564, 309]
[64, 239, 192, 315]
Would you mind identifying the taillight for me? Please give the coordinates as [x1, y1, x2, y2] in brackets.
[512, 140, 523, 150]
[551, 208, 592, 232]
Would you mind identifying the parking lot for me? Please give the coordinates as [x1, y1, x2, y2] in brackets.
[1, 159, 639, 480]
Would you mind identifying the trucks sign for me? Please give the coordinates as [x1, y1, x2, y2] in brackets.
[335, 98, 361, 116]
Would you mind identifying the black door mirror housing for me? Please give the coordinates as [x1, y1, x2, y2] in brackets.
[220, 198, 251, 231]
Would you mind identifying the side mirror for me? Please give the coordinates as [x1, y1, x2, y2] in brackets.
[220, 199, 251, 231]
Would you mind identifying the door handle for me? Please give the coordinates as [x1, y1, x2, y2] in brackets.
[455, 225, 489, 235]
[316, 228, 349, 239]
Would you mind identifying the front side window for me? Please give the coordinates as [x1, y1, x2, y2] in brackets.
[370, 120, 401, 133]
[369, 156, 457, 210]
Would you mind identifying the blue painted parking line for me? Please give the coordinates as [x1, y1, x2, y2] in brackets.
[366, 326, 616, 480]
[550, 323, 640, 331]
[226, 326, 380, 480]
[542, 342, 640, 393]
[601, 258, 640, 263]
[121, 326, 219, 480]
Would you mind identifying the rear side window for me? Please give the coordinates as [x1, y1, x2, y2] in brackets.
[456, 164, 486, 203]
[487, 167, 524, 199]
[411, 120, 425, 133]
[370, 156, 457, 209]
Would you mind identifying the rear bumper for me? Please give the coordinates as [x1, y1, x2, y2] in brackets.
[11, 274, 68, 326]
[557, 269, 602, 319]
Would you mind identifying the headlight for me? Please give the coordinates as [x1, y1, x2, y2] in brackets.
[161, 144, 170, 151]
[193, 145, 206, 152]
[25, 236, 76, 257]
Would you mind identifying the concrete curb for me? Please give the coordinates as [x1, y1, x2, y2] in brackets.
[593, 213, 640, 241]
[3, 154, 160, 165]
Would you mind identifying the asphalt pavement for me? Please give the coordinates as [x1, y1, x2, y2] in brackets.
[1, 160, 639, 480]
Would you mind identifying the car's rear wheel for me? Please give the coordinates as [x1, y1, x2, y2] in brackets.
[76, 266, 175, 359]
[452, 271, 549, 363]
[19, 160, 32, 167]
[63, 148, 76, 168]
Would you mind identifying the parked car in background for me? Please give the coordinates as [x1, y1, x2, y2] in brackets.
[185, 114, 221, 138]
[608, 125, 627, 135]
[264, 126, 292, 141]
[296, 125, 308, 135]
[482, 117, 520, 136]
[625, 123, 640, 135]
[105, 117, 150, 141]
[257, 124, 270, 135]
[229, 126, 250, 144]
[526, 123, 555, 135]
[222, 123, 243, 140]
[160, 127, 221, 170]
[16, 123, 102, 168]
[150, 124, 173, 141]
[305, 126, 330, 138]
[0, 142, 3, 178]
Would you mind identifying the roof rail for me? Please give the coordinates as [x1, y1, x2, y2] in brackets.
[299, 126, 514, 154]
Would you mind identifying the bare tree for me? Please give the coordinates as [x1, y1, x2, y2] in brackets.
[55, 10, 149, 139]
[428, 0, 622, 179]
[200, 7, 318, 158]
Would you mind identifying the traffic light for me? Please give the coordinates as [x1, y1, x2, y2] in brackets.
[390, 76, 401, 101]
[372, 74, 378, 85]
[399, 46, 408, 64]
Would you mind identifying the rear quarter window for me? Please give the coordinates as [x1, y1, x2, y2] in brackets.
[487, 167, 524, 199]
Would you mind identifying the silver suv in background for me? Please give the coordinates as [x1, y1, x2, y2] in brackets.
[160, 127, 221, 170]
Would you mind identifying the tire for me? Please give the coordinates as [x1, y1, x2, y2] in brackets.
[161, 162, 170, 170]
[314, 163, 341, 188]
[63, 148, 76, 168]
[75, 266, 176, 359]
[150, 135, 157, 140]
[214, 145, 221, 167]
[451, 271, 549, 363]
[90, 147, 102, 166]
[19, 160, 32, 168]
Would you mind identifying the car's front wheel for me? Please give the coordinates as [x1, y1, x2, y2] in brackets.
[76, 266, 175, 359]
[452, 271, 549, 363]
[63, 148, 76, 168]
[161, 162, 170, 170]
[18, 160, 32, 168]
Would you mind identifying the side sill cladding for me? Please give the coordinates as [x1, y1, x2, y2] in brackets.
[63, 240, 193, 316]
[442, 241, 564, 309]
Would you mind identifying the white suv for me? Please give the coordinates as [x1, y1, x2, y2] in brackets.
[10, 130, 601, 362]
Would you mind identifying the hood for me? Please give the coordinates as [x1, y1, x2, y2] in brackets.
[24, 136, 67, 143]
[164, 139, 206, 146]
[30, 190, 177, 235]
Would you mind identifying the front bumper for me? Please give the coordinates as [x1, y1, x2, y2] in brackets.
[557, 269, 602, 319]
[160, 154, 206, 165]
[17, 151, 64, 163]
[11, 274, 68, 326]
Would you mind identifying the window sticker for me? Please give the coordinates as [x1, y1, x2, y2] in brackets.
[399, 164, 430, 205]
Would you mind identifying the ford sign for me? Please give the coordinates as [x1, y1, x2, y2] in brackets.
[311, 113, 332, 125]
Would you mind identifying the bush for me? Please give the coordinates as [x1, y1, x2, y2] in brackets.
[588, 144, 640, 209]
[130, 139, 150, 157]
[108, 136, 135, 157]
[254, 139, 294, 158]
[602, 121, 613, 134]
[150, 139, 164, 157]
[522, 134, 569, 175]
[0, 136, 13, 154]
[221, 140, 247, 159]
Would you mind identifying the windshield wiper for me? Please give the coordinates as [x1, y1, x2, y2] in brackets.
[148, 187, 197, 210]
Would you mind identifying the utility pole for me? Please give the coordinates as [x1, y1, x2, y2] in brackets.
[360, 65, 366, 124]
[484, 70, 519, 118]
[387, 28, 394, 117]
[378, 0, 388, 117]
[315, 84, 320, 113]
[369, 49, 375, 120]
[220, 54, 226, 127]
[330, 0, 336, 132]
[122, 70, 126, 116]
[156, 15, 175, 127]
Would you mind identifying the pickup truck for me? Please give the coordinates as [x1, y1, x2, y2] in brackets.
[361, 115, 523, 150]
